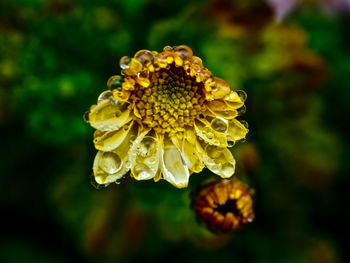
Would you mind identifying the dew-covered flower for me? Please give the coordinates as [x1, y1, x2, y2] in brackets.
[84, 45, 248, 188]
[193, 179, 255, 233]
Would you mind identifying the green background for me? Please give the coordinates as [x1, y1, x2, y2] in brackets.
[0, 0, 349, 262]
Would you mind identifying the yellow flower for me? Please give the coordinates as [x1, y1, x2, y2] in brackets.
[193, 179, 255, 233]
[85, 45, 248, 188]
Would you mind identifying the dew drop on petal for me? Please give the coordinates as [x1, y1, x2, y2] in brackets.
[240, 120, 249, 129]
[205, 144, 224, 159]
[90, 173, 110, 190]
[238, 105, 247, 116]
[175, 45, 193, 60]
[211, 118, 228, 133]
[227, 141, 235, 147]
[191, 56, 202, 65]
[132, 163, 153, 180]
[83, 111, 90, 123]
[137, 136, 158, 157]
[120, 56, 131, 69]
[98, 90, 113, 103]
[237, 90, 247, 102]
[107, 75, 123, 90]
[134, 49, 154, 66]
[100, 152, 123, 174]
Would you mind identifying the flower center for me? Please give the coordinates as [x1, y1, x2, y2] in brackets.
[216, 199, 241, 216]
[134, 64, 206, 134]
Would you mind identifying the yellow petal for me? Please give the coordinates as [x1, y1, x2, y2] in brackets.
[92, 122, 139, 184]
[194, 119, 227, 147]
[93, 151, 124, 184]
[227, 119, 248, 141]
[89, 99, 131, 132]
[224, 91, 244, 109]
[182, 129, 205, 173]
[93, 121, 133, 151]
[196, 139, 236, 178]
[206, 100, 238, 120]
[211, 77, 231, 99]
[129, 130, 161, 180]
[161, 136, 190, 188]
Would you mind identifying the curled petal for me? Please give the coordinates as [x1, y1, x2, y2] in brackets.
[94, 121, 133, 151]
[194, 119, 227, 147]
[89, 99, 131, 132]
[129, 129, 161, 180]
[227, 119, 248, 141]
[161, 136, 190, 188]
[196, 139, 236, 178]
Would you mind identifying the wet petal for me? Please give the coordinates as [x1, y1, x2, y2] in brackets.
[92, 122, 139, 184]
[182, 130, 205, 173]
[129, 129, 160, 180]
[161, 136, 190, 188]
[89, 99, 131, 132]
[206, 100, 238, 120]
[196, 139, 236, 178]
[93, 121, 133, 151]
[93, 151, 124, 184]
[227, 119, 248, 141]
[211, 77, 231, 99]
[224, 91, 244, 109]
[194, 119, 227, 147]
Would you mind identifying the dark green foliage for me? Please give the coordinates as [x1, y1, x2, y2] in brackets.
[0, 0, 349, 262]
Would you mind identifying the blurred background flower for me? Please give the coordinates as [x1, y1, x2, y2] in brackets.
[0, 0, 349, 262]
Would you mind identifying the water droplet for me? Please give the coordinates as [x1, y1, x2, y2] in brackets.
[191, 56, 202, 65]
[205, 144, 223, 159]
[115, 179, 121, 185]
[211, 118, 228, 133]
[83, 111, 90, 123]
[132, 163, 152, 179]
[120, 56, 131, 69]
[90, 173, 110, 190]
[238, 105, 246, 116]
[115, 110, 122, 117]
[134, 50, 154, 66]
[100, 152, 123, 174]
[237, 90, 247, 102]
[227, 141, 235, 147]
[98, 90, 113, 103]
[137, 136, 157, 157]
[240, 120, 249, 128]
[107, 75, 123, 90]
[175, 45, 193, 60]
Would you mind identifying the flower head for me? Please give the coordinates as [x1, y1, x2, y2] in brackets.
[193, 179, 255, 233]
[85, 45, 248, 188]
